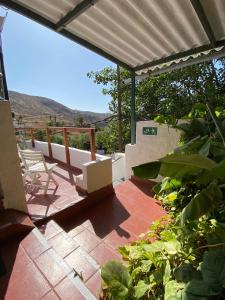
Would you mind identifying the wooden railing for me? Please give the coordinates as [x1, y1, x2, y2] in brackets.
[15, 127, 96, 166]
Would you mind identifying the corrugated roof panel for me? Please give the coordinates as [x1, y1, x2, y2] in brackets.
[67, 20, 140, 66]
[201, 0, 225, 41]
[17, 0, 82, 23]
[4, 0, 225, 73]
[67, 0, 211, 69]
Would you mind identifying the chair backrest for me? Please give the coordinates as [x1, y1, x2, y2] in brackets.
[19, 150, 46, 171]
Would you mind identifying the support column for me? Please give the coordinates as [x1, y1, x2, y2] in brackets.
[131, 71, 136, 145]
[117, 64, 123, 151]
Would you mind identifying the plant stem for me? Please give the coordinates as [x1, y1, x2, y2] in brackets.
[206, 102, 225, 146]
[195, 242, 225, 251]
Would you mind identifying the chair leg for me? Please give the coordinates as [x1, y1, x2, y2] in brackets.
[44, 174, 51, 195]
[49, 172, 58, 186]
[31, 172, 37, 185]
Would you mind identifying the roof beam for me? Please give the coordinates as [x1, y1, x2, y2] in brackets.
[0, 0, 133, 71]
[190, 0, 216, 48]
[134, 39, 225, 72]
[56, 0, 97, 32]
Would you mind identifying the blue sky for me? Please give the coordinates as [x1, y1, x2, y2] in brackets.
[1, 8, 114, 113]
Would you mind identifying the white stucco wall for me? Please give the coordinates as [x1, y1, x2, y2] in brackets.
[125, 121, 180, 179]
[69, 148, 104, 170]
[81, 157, 112, 193]
[0, 101, 27, 212]
[112, 153, 126, 182]
[26, 140, 112, 193]
[26, 140, 105, 170]
[52, 143, 67, 163]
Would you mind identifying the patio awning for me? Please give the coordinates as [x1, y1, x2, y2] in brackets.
[1, 0, 225, 75]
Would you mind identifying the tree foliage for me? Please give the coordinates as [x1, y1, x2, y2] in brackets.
[87, 59, 225, 152]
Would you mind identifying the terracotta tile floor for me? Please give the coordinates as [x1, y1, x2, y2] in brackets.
[0, 179, 166, 299]
[0, 229, 90, 300]
[25, 163, 83, 221]
[55, 179, 166, 298]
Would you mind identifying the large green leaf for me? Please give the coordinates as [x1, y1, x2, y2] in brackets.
[159, 177, 182, 193]
[185, 279, 218, 298]
[144, 240, 166, 252]
[174, 136, 210, 156]
[201, 250, 225, 288]
[133, 154, 216, 180]
[134, 280, 149, 299]
[197, 158, 225, 184]
[163, 260, 171, 286]
[101, 261, 130, 300]
[159, 154, 216, 177]
[174, 263, 199, 283]
[160, 153, 216, 170]
[210, 141, 225, 162]
[181, 182, 222, 225]
[164, 280, 185, 300]
[184, 250, 225, 299]
[132, 161, 161, 179]
[198, 139, 211, 156]
[164, 240, 181, 255]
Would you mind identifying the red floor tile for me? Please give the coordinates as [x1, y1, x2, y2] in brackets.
[120, 214, 151, 236]
[48, 232, 79, 258]
[86, 271, 102, 299]
[39, 220, 63, 240]
[21, 231, 50, 260]
[90, 242, 121, 266]
[26, 164, 83, 221]
[0, 241, 32, 288]
[35, 249, 69, 287]
[104, 228, 137, 248]
[55, 277, 85, 300]
[4, 261, 51, 300]
[41, 290, 60, 300]
[52, 195, 75, 210]
[67, 224, 86, 238]
[73, 229, 101, 253]
[65, 248, 99, 282]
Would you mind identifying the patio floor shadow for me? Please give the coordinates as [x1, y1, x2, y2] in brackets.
[25, 163, 84, 222]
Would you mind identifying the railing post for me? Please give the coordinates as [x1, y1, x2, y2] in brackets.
[30, 128, 35, 148]
[46, 127, 53, 159]
[63, 128, 70, 166]
[90, 129, 96, 161]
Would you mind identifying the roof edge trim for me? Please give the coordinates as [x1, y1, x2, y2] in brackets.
[134, 39, 225, 72]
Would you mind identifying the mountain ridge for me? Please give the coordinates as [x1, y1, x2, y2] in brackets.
[9, 91, 109, 127]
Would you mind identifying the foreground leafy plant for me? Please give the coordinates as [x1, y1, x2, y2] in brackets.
[101, 108, 225, 299]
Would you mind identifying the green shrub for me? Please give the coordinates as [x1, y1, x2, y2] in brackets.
[101, 105, 225, 299]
